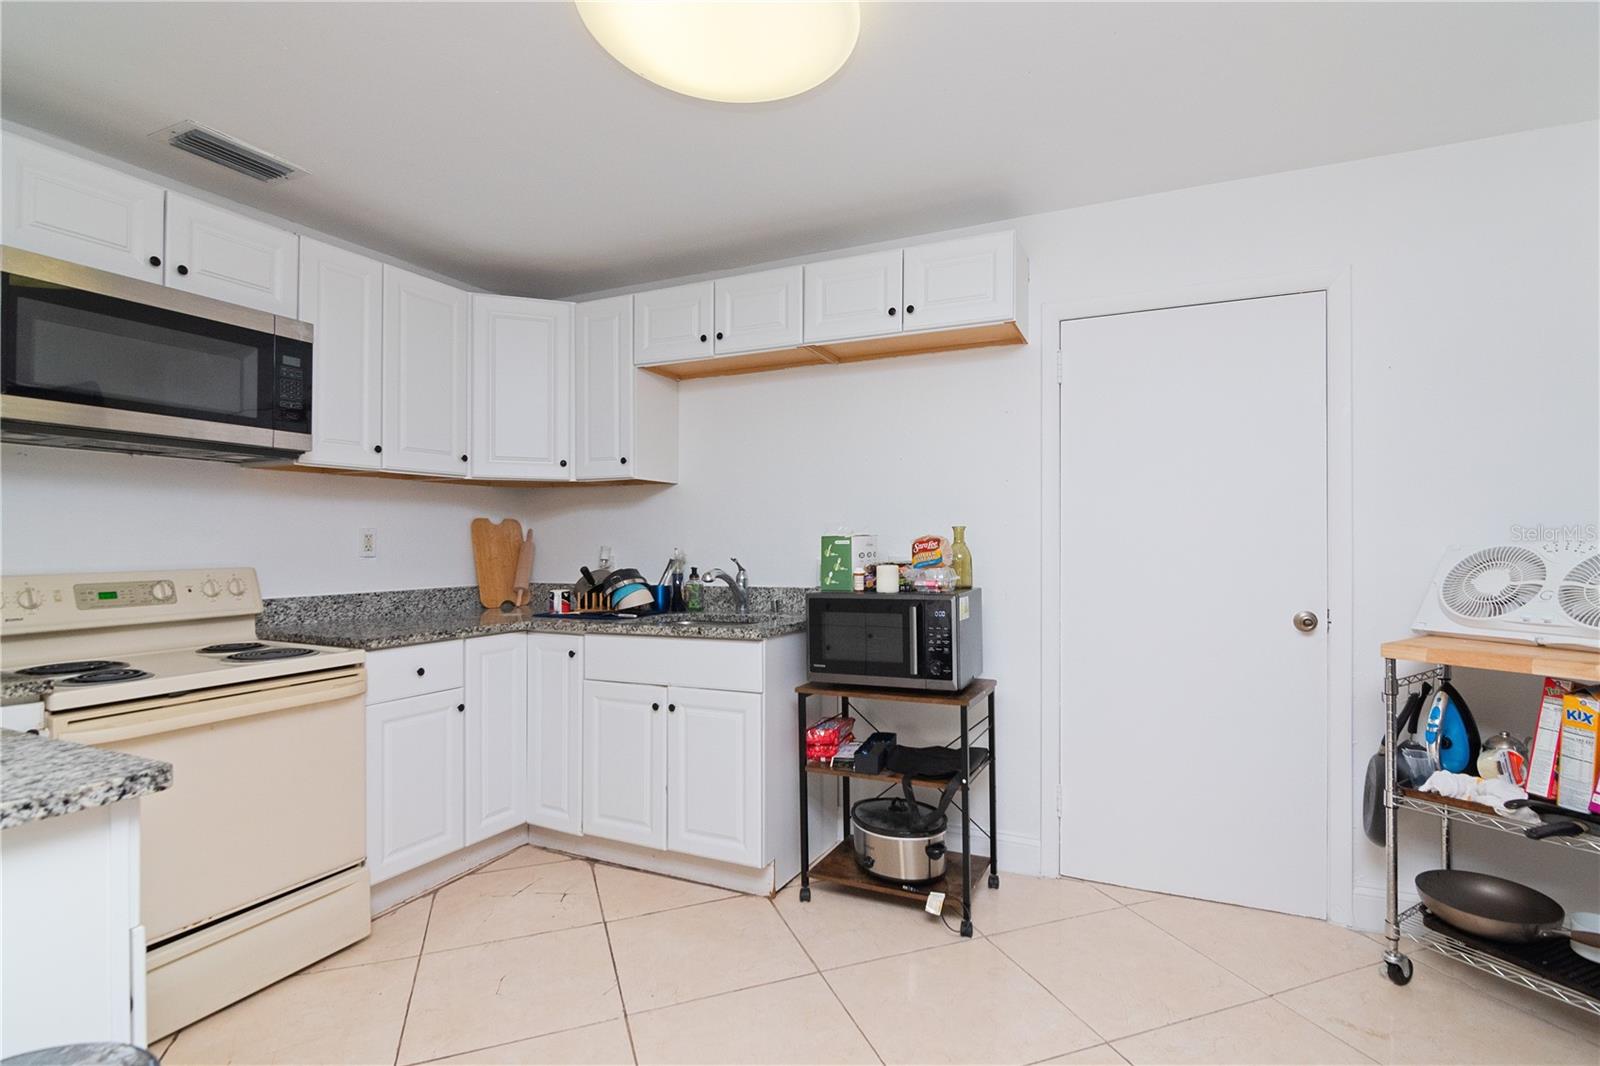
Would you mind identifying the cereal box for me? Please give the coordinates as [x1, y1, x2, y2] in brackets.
[1557, 688, 1600, 814]
[1526, 677, 1572, 801]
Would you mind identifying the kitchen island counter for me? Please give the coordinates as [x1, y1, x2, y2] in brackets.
[0, 728, 172, 829]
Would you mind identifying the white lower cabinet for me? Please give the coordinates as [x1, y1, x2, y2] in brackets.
[527, 633, 584, 834]
[366, 688, 465, 883]
[582, 680, 667, 849]
[666, 686, 763, 866]
[464, 634, 528, 844]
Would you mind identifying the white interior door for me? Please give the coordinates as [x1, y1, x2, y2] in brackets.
[1058, 292, 1328, 917]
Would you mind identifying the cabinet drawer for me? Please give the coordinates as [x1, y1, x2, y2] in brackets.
[366, 641, 465, 703]
[584, 635, 763, 693]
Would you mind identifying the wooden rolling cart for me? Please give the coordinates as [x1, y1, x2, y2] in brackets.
[1379, 634, 1600, 1015]
[795, 677, 998, 937]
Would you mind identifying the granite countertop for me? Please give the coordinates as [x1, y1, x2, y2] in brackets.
[1, 728, 173, 829]
[2, 675, 54, 706]
[256, 584, 808, 652]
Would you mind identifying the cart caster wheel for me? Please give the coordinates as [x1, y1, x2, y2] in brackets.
[799, 886, 811, 903]
[959, 920, 974, 938]
[1384, 958, 1413, 986]
[988, 874, 1000, 889]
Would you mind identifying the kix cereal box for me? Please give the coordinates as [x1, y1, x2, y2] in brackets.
[1557, 687, 1600, 814]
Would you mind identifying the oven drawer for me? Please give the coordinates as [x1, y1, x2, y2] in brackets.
[366, 640, 464, 703]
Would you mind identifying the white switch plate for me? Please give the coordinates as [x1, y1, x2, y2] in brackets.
[359, 528, 377, 558]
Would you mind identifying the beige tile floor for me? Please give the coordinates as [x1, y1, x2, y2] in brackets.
[150, 845, 1600, 1065]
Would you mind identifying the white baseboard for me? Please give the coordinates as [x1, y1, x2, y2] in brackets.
[527, 827, 779, 897]
[1351, 875, 1418, 934]
[370, 827, 530, 915]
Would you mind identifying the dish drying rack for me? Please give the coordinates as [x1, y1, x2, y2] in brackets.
[1378, 634, 1600, 1015]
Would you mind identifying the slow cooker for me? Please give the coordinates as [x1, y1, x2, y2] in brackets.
[850, 796, 947, 884]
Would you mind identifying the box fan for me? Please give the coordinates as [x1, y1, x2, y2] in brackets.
[1413, 543, 1600, 650]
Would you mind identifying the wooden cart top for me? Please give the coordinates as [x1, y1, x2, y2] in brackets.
[1380, 634, 1600, 683]
[796, 677, 997, 706]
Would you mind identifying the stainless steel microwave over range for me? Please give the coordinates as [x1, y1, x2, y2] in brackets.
[1, 246, 312, 462]
[807, 589, 983, 691]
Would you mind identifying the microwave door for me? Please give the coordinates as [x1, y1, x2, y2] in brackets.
[813, 600, 919, 682]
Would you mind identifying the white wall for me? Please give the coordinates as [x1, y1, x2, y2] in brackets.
[2, 122, 1595, 911]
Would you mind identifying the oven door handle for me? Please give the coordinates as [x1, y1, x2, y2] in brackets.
[907, 604, 918, 678]
[53, 673, 366, 745]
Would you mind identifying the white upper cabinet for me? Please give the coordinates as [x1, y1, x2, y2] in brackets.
[381, 265, 470, 477]
[901, 231, 1018, 332]
[164, 192, 298, 316]
[574, 296, 633, 480]
[298, 239, 382, 469]
[527, 634, 584, 835]
[634, 282, 714, 365]
[2, 134, 166, 282]
[471, 295, 572, 481]
[665, 686, 763, 867]
[803, 250, 904, 343]
[713, 267, 803, 355]
[464, 634, 528, 845]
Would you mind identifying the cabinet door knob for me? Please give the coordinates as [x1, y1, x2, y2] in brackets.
[699, 334, 708, 343]
[715, 331, 724, 340]
[374, 444, 383, 453]
[176, 264, 189, 276]
[567, 649, 576, 658]
[148, 255, 162, 267]
[457, 703, 464, 713]
[461, 454, 468, 463]
[905, 304, 915, 314]
[620, 457, 628, 465]
[668, 703, 676, 713]
[652, 702, 660, 711]
[416, 667, 426, 676]
[887, 307, 897, 316]
[560, 459, 568, 467]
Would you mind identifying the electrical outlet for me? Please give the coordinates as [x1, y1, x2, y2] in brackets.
[359, 528, 377, 558]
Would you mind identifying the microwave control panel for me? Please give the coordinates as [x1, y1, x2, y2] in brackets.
[921, 602, 955, 681]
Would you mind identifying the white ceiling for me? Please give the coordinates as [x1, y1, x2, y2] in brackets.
[2, 2, 1594, 297]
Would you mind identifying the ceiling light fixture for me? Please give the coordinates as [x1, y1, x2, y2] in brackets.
[576, 1, 860, 104]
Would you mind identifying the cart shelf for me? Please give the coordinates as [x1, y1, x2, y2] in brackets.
[808, 841, 991, 916]
[805, 750, 992, 789]
[1396, 789, 1600, 856]
[1398, 905, 1600, 1016]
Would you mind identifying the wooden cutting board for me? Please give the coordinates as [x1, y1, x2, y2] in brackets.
[470, 517, 524, 608]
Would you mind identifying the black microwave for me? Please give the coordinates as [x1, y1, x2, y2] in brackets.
[1, 246, 312, 462]
[807, 589, 982, 692]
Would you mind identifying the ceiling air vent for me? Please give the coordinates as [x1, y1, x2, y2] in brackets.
[153, 122, 303, 183]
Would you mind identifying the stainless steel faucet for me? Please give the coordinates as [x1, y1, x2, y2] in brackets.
[702, 557, 750, 618]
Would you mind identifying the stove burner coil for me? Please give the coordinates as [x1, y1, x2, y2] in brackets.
[61, 668, 154, 685]
[225, 647, 318, 662]
[15, 660, 129, 676]
[199, 642, 267, 654]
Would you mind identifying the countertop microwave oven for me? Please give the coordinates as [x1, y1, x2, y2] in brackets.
[807, 589, 982, 692]
[1, 246, 312, 462]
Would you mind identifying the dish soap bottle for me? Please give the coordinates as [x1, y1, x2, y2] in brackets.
[685, 567, 704, 612]
[951, 526, 974, 589]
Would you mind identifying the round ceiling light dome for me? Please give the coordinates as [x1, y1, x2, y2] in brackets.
[576, 1, 860, 104]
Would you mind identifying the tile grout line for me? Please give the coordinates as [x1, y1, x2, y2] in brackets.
[591, 862, 642, 1066]
[985, 924, 1115, 1051]
[410, 1018, 632, 1066]
[391, 891, 437, 1066]
[1269, 985, 1384, 1065]
[769, 894, 885, 1065]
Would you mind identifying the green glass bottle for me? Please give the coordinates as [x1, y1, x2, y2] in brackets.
[951, 526, 973, 589]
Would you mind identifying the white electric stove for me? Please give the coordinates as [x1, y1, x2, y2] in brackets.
[1, 568, 371, 1041]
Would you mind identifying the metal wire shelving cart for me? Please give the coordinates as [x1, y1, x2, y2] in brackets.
[1379, 634, 1600, 1015]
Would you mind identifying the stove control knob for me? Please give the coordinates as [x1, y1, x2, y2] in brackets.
[200, 578, 221, 599]
[151, 580, 177, 603]
[226, 577, 247, 597]
[16, 586, 41, 611]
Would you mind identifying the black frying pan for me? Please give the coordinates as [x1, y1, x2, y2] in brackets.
[1416, 870, 1600, 949]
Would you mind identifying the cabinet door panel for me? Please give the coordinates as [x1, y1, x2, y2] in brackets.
[382, 265, 469, 476]
[465, 634, 528, 844]
[901, 232, 1015, 331]
[527, 634, 583, 834]
[713, 267, 802, 355]
[803, 250, 903, 344]
[582, 681, 666, 849]
[164, 193, 298, 316]
[634, 282, 713, 365]
[666, 686, 762, 867]
[367, 691, 464, 883]
[2, 135, 166, 282]
[471, 295, 571, 480]
[298, 239, 382, 468]
[574, 295, 633, 480]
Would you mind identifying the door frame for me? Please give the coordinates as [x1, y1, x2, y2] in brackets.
[1038, 269, 1354, 925]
